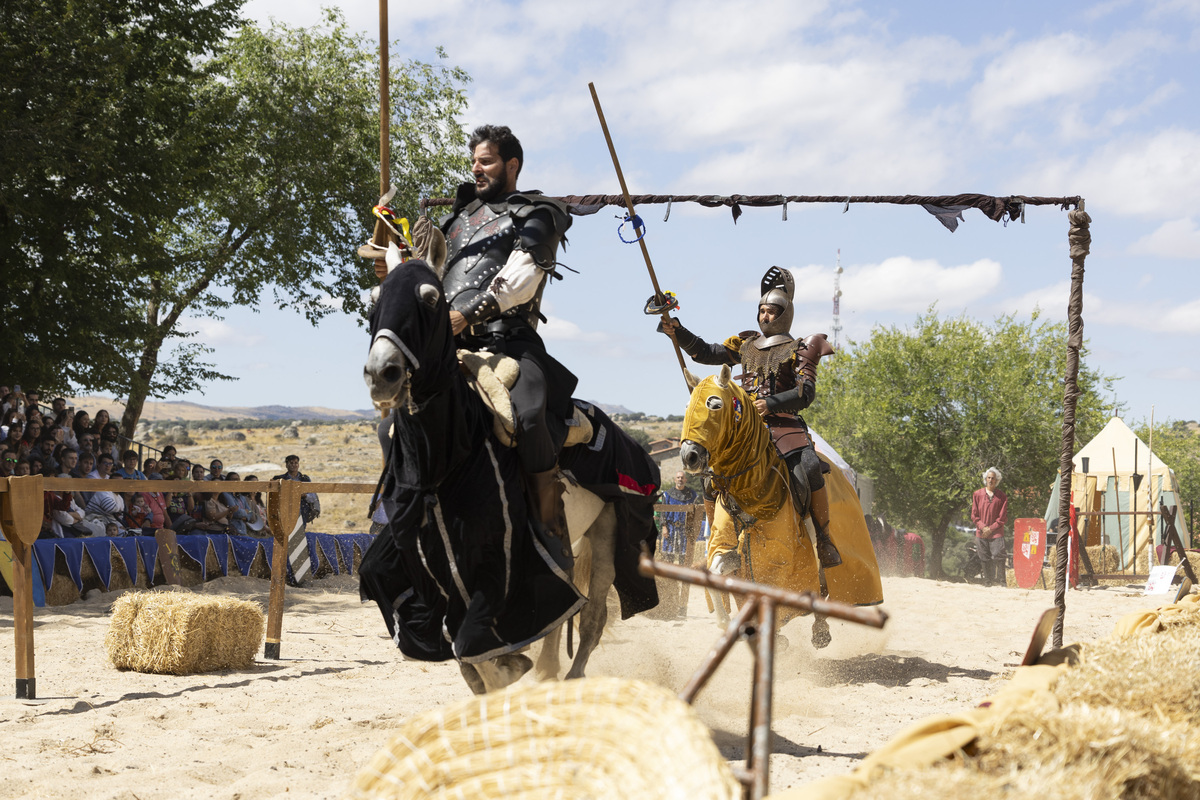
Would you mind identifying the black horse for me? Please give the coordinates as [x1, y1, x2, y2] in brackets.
[360, 257, 659, 692]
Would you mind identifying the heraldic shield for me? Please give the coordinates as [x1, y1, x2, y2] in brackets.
[1013, 518, 1047, 589]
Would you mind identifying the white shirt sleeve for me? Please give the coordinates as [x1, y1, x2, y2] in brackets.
[487, 250, 545, 313]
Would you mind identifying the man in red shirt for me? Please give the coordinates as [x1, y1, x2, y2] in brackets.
[971, 467, 1009, 586]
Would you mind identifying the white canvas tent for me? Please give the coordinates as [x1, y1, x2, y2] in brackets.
[1044, 416, 1190, 570]
[810, 428, 874, 515]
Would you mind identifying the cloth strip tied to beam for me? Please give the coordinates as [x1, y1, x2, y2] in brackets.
[423, 193, 1080, 230]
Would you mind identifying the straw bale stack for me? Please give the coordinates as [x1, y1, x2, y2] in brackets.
[106, 591, 264, 675]
[344, 677, 740, 800]
[1135, 548, 1200, 577]
[781, 592, 1200, 800]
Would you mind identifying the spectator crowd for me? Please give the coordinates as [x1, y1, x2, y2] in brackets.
[1, 383, 319, 540]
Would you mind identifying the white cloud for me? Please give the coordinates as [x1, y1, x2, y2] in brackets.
[178, 319, 265, 347]
[1149, 366, 1200, 380]
[1150, 297, 1200, 333]
[970, 34, 1117, 125]
[539, 315, 609, 343]
[791, 257, 1003, 313]
[998, 280, 1105, 320]
[1025, 129, 1200, 217]
[1130, 217, 1200, 258]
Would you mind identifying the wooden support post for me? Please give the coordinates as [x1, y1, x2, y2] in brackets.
[1, 475, 45, 699]
[750, 599, 777, 800]
[264, 479, 301, 659]
[1160, 504, 1198, 586]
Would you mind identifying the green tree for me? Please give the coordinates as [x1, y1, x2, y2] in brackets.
[3, 4, 471, 437]
[1, 0, 243, 393]
[807, 308, 1114, 578]
[1133, 420, 1200, 547]
[116, 10, 470, 437]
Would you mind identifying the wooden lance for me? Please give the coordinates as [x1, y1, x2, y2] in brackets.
[370, 0, 391, 282]
[588, 82, 692, 394]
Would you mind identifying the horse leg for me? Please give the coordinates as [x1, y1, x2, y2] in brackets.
[472, 653, 534, 693]
[459, 662, 488, 695]
[565, 504, 617, 680]
[534, 621, 563, 681]
[812, 563, 832, 649]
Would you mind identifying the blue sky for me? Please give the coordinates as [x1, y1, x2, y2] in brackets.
[175, 0, 1200, 425]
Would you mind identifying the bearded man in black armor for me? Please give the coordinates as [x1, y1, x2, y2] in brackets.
[659, 266, 843, 569]
[439, 125, 575, 543]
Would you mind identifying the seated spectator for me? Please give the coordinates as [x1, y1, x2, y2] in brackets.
[74, 451, 95, 479]
[161, 444, 178, 463]
[139, 487, 169, 530]
[3, 418, 24, 446]
[124, 493, 152, 533]
[207, 459, 224, 481]
[77, 432, 98, 458]
[99, 422, 122, 463]
[219, 471, 254, 535]
[243, 475, 268, 535]
[12, 457, 31, 476]
[51, 397, 68, 415]
[71, 410, 91, 443]
[23, 389, 42, 417]
[0, 451, 15, 477]
[20, 417, 43, 449]
[114, 449, 146, 480]
[90, 408, 111, 436]
[191, 463, 206, 482]
[196, 491, 236, 533]
[83, 453, 125, 532]
[143, 457, 159, 478]
[45, 481, 104, 538]
[28, 456, 45, 476]
[166, 459, 196, 532]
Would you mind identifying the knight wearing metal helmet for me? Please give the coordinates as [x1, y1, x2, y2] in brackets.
[659, 266, 842, 569]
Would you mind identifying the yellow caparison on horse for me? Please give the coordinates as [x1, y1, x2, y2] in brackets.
[680, 365, 883, 628]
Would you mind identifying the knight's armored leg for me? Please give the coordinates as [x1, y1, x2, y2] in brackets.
[511, 358, 569, 550]
[782, 450, 811, 518]
[799, 446, 842, 569]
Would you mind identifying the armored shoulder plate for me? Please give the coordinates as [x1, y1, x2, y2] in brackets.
[439, 191, 570, 330]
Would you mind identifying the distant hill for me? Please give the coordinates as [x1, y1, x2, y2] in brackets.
[66, 396, 377, 423]
[588, 401, 634, 416]
[66, 396, 643, 423]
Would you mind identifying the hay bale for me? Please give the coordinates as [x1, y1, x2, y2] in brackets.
[1053, 619, 1200, 725]
[344, 677, 740, 800]
[106, 591, 264, 675]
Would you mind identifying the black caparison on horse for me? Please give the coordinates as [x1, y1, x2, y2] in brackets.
[360, 256, 660, 693]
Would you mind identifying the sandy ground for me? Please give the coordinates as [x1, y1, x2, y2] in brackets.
[0, 567, 1164, 800]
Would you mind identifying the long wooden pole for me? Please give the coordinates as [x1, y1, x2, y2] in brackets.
[588, 82, 691, 393]
[371, 0, 392, 283]
[379, 0, 389, 198]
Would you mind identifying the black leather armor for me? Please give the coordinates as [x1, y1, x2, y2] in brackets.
[439, 186, 571, 331]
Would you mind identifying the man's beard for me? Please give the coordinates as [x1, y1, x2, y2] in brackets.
[475, 173, 507, 203]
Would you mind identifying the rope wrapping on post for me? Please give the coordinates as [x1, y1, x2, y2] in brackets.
[1053, 204, 1091, 649]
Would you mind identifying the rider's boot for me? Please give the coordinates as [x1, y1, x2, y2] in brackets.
[530, 467, 571, 559]
[809, 486, 843, 569]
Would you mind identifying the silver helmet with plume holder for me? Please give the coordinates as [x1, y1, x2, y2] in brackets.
[755, 265, 795, 348]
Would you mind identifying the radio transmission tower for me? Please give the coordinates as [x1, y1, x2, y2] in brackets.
[831, 249, 844, 349]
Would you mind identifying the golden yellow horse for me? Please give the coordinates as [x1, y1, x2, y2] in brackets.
[680, 366, 883, 633]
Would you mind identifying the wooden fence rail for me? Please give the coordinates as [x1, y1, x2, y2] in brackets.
[0, 475, 377, 699]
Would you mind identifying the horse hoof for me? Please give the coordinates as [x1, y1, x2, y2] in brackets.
[811, 616, 831, 650]
[494, 653, 534, 682]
